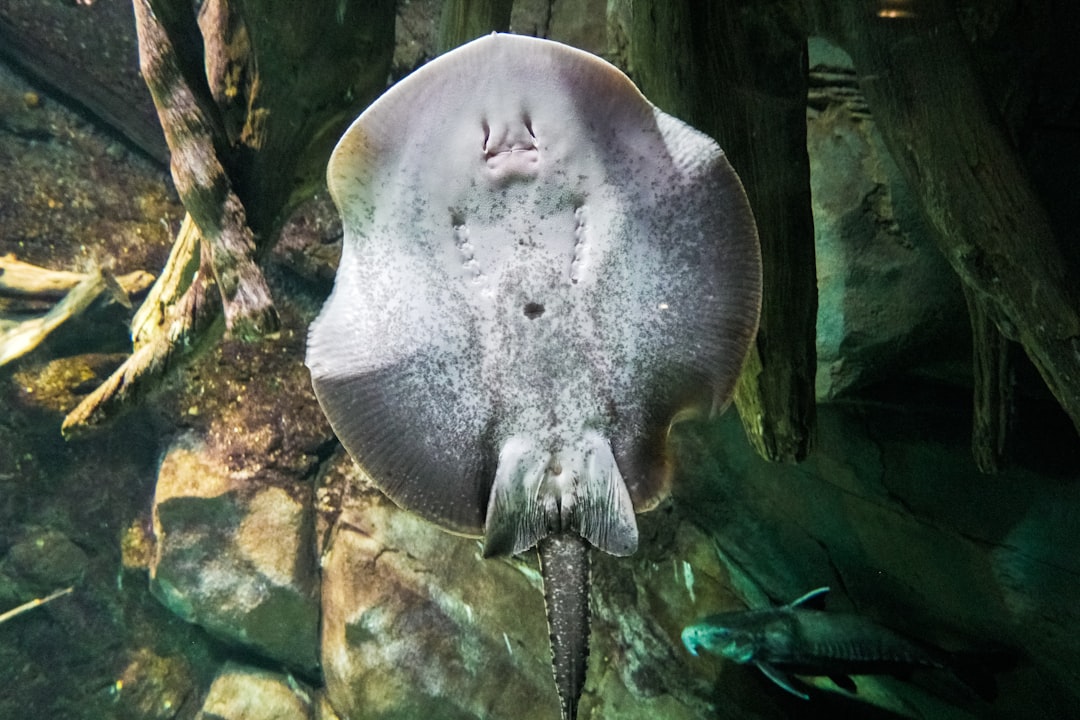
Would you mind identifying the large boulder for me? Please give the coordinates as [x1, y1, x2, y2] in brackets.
[316, 450, 784, 720]
[147, 288, 333, 675]
[150, 432, 320, 673]
[197, 662, 315, 720]
[808, 37, 968, 399]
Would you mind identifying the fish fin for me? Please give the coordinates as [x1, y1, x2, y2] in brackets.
[788, 586, 830, 610]
[484, 431, 638, 557]
[829, 674, 857, 693]
[482, 437, 552, 557]
[573, 432, 638, 556]
[755, 662, 810, 700]
[680, 625, 702, 656]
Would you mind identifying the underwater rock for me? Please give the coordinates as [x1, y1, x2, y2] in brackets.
[317, 450, 786, 720]
[3, 527, 87, 591]
[317, 450, 557, 720]
[143, 280, 332, 672]
[808, 38, 967, 400]
[114, 647, 197, 720]
[151, 433, 320, 673]
[197, 662, 314, 720]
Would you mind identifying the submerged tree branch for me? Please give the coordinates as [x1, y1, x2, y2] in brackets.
[59, 0, 395, 435]
[62, 233, 224, 438]
[133, 0, 277, 342]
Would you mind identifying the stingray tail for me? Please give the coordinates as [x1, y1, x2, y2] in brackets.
[483, 431, 639, 719]
[539, 533, 590, 720]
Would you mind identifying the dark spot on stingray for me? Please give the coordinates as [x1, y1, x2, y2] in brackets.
[524, 302, 545, 319]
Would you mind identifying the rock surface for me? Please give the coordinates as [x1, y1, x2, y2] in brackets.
[151, 431, 321, 673]
[316, 449, 779, 720]
[807, 37, 968, 400]
[197, 662, 315, 720]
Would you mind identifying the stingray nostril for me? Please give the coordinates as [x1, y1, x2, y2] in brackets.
[523, 301, 545, 319]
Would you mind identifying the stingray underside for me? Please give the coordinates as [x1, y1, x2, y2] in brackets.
[307, 33, 761, 557]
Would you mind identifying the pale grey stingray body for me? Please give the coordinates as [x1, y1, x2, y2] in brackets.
[307, 33, 761, 719]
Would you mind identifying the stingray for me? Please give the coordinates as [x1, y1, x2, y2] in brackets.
[307, 33, 761, 719]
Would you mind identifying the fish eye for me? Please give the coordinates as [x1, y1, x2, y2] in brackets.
[523, 301, 545, 319]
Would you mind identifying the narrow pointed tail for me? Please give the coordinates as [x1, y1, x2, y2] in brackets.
[538, 533, 590, 720]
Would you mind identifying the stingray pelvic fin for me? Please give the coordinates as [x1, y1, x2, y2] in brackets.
[482, 430, 638, 558]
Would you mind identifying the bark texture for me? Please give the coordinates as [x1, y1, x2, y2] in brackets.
[809, 0, 1080, 435]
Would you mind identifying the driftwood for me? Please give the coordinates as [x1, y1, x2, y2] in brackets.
[133, 0, 278, 342]
[0, 255, 153, 299]
[808, 0, 1080, 441]
[964, 286, 1013, 472]
[630, 0, 1078, 466]
[629, 0, 819, 463]
[61, 0, 395, 437]
[438, 0, 514, 52]
[0, 4, 168, 163]
[0, 586, 74, 626]
[0, 256, 154, 368]
[62, 240, 224, 437]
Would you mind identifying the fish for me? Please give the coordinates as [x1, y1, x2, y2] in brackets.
[682, 587, 1001, 701]
[306, 33, 761, 719]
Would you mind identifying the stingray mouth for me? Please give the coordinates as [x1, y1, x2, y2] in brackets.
[483, 144, 540, 170]
[481, 118, 540, 174]
[484, 143, 538, 158]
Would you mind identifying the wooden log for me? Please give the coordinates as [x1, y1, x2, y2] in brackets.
[629, 0, 818, 462]
[0, 587, 74, 626]
[0, 255, 153, 300]
[63, 0, 396, 435]
[62, 240, 225, 438]
[134, 0, 278, 342]
[130, 214, 202, 349]
[964, 285, 1013, 473]
[1, 271, 108, 367]
[0, 6, 168, 164]
[809, 0, 1080, 436]
[438, 0, 514, 53]
[196, 0, 397, 235]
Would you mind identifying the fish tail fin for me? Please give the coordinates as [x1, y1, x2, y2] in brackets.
[482, 430, 638, 557]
